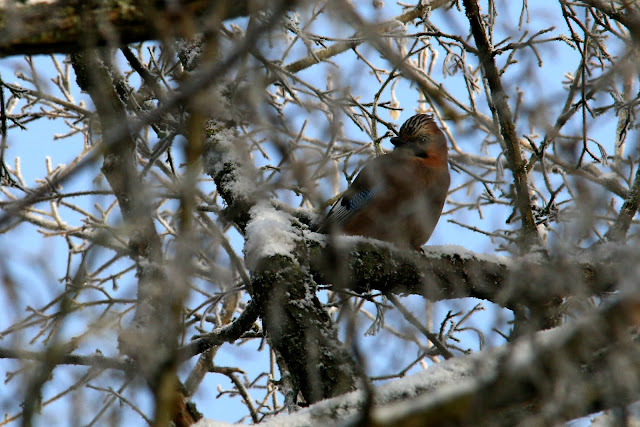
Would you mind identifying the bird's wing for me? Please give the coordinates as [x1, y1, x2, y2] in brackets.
[317, 159, 386, 233]
[318, 187, 381, 232]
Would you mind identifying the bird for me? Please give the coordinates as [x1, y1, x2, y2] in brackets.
[317, 113, 450, 250]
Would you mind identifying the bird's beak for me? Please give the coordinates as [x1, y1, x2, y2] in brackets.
[390, 136, 405, 146]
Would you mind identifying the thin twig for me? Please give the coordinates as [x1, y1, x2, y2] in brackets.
[386, 293, 454, 359]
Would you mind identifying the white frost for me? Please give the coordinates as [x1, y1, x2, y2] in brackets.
[193, 297, 616, 426]
[194, 343, 500, 427]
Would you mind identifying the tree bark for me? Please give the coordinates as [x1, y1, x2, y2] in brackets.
[0, 0, 260, 57]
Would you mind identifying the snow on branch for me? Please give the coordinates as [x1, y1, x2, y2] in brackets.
[195, 295, 640, 426]
[203, 118, 260, 230]
[308, 237, 623, 310]
[244, 201, 303, 271]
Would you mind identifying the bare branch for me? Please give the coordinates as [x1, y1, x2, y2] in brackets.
[462, 0, 541, 252]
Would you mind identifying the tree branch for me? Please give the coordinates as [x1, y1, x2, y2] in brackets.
[309, 239, 622, 310]
[0, 347, 133, 371]
[250, 253, 358, 403]
[0, 0, 257, 57]
[365, 296, 640, 426]
[70, 49, 190, 426]
[462, 0, 541, 252]
[203, 120, 358, 404]
[238, 295, 640, 426]
[178, 299, 261, 361]
[605, 164, 640, 242]
[576, 0, 640, 43]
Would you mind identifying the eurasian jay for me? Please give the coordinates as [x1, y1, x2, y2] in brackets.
[318, 113, 450, 249]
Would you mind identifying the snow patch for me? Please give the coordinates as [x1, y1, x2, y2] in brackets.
[244, 201, 300, 270]
[317, 233, 406, 252]
[194, 344, 501, 426]
[203, 119, 258, 199]
[203, 119, 243, 176]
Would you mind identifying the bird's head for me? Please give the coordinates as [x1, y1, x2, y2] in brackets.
[390, 114, 447, 159]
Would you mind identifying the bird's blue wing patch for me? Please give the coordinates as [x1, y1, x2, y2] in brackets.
[343, 188, 376, 211]
[318, 185, 381, 233]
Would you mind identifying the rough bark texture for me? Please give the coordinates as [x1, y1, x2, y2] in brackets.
[369, 297, 640, 426]
[0, 0, 261, 57]
[3, 0, 639, 424]
[309, 240, 620, 309]
[204, 126, 359, 404]
[251, 255, 357, 403]
[256, 297, 640, 427]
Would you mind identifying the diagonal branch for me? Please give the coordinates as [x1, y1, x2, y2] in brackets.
[178, 299, 261, 361]
[462, 0, 541, 252]
[605, 164, 640, 242]
[252, 294, 640, 426]
[577, 0, 640, 43]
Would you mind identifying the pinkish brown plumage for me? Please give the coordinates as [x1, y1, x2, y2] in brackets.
[318, 114, 450, 249]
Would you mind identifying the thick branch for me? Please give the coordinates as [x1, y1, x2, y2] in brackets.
[251, 254, 358, 403]
[71, 50, 189, 426]
[0, 0, 448, 59]
[0, 0, 255, 57]
[70, 51, 167, 340]
[249, 295, 640, 426]
[309, 239, 622, 310]
[367, 296, 640, 426]
[204, 126, 358, 402]
[71, 52, 162, 261]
